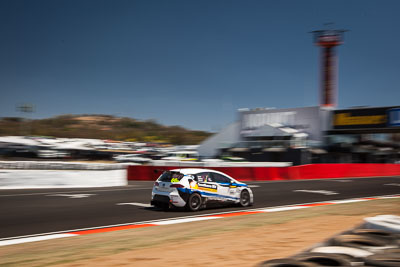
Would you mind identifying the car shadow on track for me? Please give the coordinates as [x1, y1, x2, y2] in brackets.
[143, 202, 245, 213]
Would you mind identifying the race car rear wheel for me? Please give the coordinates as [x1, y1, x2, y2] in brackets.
[186, 193, 202, 211]
[239, 190, 251, 207]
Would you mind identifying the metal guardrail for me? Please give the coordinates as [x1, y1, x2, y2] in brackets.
[219, 140, 322, 149]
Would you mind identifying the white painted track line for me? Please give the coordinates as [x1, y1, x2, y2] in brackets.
[0, 234, 77, 247]
[259, 206, 308, 212]
[153, 217, 221, 225]
[117, 202, 153, 207]
[0, 187, 151, 197]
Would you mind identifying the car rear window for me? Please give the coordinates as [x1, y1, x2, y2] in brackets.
[158, 171, 184, 182]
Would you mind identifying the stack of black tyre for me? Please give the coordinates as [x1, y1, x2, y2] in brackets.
[258, 215, 400, 267]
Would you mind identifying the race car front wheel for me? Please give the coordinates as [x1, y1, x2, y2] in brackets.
[239, 190, 251, 207]
[186, 193, 202, 211]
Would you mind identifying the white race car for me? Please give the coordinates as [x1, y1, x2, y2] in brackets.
[150, 168, 254, 211]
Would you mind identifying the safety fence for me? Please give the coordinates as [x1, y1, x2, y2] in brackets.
[127, 163, 400, 181]
[0, 161, 132, 170]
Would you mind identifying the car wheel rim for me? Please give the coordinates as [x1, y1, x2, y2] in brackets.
[241, 191, 249, 205]
[191, 196, 200, 208]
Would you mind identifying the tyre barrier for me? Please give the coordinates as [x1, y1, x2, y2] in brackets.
[310, 246, 373, 258]
[258, 258, 320, 267]
[293, 252, 353, 266]
[256, 215, 400, 267]
[364, 253, 400, 267]
[328, 234, 396, 250]
[350, 229, 400, 243]
[379, 248, 400, 254]
[364, 215, 400, 234]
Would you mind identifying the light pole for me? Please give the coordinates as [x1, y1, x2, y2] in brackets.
[16, 103, 35, 136]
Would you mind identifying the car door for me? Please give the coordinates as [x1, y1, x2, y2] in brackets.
[210, 172, 233, 201]
[195, 172, 218, 198]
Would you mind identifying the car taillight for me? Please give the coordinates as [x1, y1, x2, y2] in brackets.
[154, 181, 159, 186]
[170, 184, 184, 188]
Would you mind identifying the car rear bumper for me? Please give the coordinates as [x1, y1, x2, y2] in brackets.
[151, 189, 187, 207]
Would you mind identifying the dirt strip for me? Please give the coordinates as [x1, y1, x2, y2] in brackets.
[1, 199, 399, 267]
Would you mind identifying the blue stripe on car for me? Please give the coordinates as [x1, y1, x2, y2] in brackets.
[177, 188, 240, 201]
[216, 182, 247, 187]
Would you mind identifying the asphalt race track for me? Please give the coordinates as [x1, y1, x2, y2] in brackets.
[1, 176, 400, 239]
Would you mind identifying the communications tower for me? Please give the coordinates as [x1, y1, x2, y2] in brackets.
[312, 27, 347, 108]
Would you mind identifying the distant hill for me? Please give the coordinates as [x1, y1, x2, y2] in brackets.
[0, 115, 212, 145]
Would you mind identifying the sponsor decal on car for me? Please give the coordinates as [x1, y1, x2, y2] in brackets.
[198, 182, 217, 192]
[189, 180, 198, 189]
[171, 178, 180, 183]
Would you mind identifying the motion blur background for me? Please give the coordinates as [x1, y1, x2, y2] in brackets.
[0, 0, 400, 165]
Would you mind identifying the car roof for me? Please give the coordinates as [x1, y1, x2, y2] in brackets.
[170, 168, 236, 180]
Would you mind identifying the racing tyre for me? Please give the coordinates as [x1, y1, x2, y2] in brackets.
[257, 258, 319, 267]
[380, 248, 400, 254]
[239, 190, 251, 207]
[364, 253, 400, 267]
[364, 215, 400, 233]
[350, 229, 398, 243]
[329, 234, 390, 250]
[186, 193, 202, 211]
[294, 252, 353, 266]
[310, 246, 373, 258]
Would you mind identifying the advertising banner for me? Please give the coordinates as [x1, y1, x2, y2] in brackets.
[388, 108, 400, 127]
[333, 106, 400, 130]
[239, 106, 325, 141]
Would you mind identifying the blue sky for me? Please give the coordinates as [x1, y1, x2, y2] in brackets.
[1, 0, 399, 131]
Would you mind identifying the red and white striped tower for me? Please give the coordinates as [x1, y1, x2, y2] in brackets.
[312, 28, 347, 108]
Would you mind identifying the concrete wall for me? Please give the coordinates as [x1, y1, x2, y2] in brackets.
[128, 163, 400, 181]
[0, 169, 127, 189]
